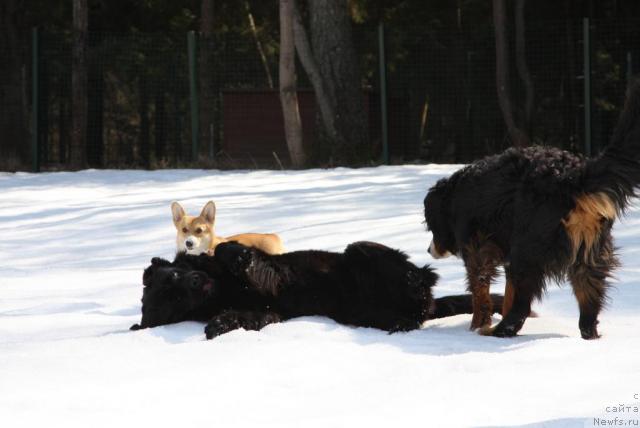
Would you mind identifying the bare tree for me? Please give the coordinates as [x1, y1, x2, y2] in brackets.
[291, 0, 337, 141]
[245, 1, 274, 89]
[279, 0, 305, 167]
[493, 0, 530, 148]
[71, 0, 88, 169]
[515, 0, 534, 132]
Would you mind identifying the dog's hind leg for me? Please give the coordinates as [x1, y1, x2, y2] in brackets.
[502, 266, 515, 317]
[568, 234, 618, 340]
[501, 266, 537, 319]
[484, 261, 544, 337]
[463, 237, 502, 330]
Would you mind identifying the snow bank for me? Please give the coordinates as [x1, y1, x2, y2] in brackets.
[1, 166, 639, 427]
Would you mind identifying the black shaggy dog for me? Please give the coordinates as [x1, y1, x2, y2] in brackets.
[131, 241, 504, 339]
[424, 79, 640, 339]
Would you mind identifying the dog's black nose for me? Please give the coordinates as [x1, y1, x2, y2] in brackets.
[190, 275, 201, 288]
[187, 272, 205, 289]
[185, 240, 194, 249]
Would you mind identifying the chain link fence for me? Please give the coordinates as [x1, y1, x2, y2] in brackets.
[1, 19, 639, 171]
[35, 32, 191, 169]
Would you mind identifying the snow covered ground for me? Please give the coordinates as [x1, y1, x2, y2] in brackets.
[1, 165, 639, 428]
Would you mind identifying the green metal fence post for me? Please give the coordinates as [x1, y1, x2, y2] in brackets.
[583, 17, 592, 157]
[31, 27, 40, 172]
[188, 31, 199, 163]
[378, 22, 390, 165]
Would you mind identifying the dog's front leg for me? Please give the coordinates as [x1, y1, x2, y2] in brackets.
[214, 242, 255, 276]
[215, 242, 284, 296]
[204, 309, 282, 339]
[463, 239, 501, 330]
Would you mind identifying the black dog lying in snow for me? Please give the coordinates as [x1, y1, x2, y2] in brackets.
[131, 241, 504, 339]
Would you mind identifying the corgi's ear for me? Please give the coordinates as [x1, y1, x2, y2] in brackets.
[171, 202, 186, 225]
[200, 201, 217, 225]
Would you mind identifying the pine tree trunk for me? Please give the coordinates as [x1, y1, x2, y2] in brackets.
[87, 37, 104, 168]
[308, 0, 370, 164]
[71, 0, 88, 169]
[493, 0, 530, 148]
[515, 0, 534, 133]
[199, 0, 215, 159]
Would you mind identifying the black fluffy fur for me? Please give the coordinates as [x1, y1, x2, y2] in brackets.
[423, 78, 640, 339]
[131, 241, 504, 339]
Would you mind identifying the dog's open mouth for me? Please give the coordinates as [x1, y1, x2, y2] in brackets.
[203, 280, 214, 292]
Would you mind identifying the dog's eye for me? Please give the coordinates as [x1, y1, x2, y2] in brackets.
[182, 227, 188, 233]
[195, 228, 203, 234]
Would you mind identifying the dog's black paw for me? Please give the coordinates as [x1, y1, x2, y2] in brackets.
[490, 318, 525, 338]
[228, 251, 253, 276]
[231, 248, 253, 275]
[388, 318, 420, 334]
[151, 257, 171, 266]
[488, 312, 527, 338]
[215, 243, 254, 275]
[579, 320, 600, 340]
[490, 324, 517, 337]
[130, 323, 143, 331]
[204, 312, 242, 340]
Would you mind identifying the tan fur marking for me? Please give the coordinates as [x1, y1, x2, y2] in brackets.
[212, 233, 285, 255]
[562, 193, 616, 263]
[478, 325, 495, 336]
[502, 279, 515, 318]
[573, 285, 597, 309]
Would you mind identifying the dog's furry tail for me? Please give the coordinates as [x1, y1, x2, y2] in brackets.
[584, 77, 640, 212]
[430, 294, 504, 319]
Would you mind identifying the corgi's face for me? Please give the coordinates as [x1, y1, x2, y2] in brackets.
[171, 201, 216, 255]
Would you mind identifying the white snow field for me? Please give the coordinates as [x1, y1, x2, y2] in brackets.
[1, 165, 640, 428]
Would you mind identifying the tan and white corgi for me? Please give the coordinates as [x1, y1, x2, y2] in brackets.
[170, 201, 285, 255]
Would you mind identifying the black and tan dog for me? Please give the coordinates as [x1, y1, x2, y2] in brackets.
[131, 241, 504, 339]
[423, 79, 640, 339]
